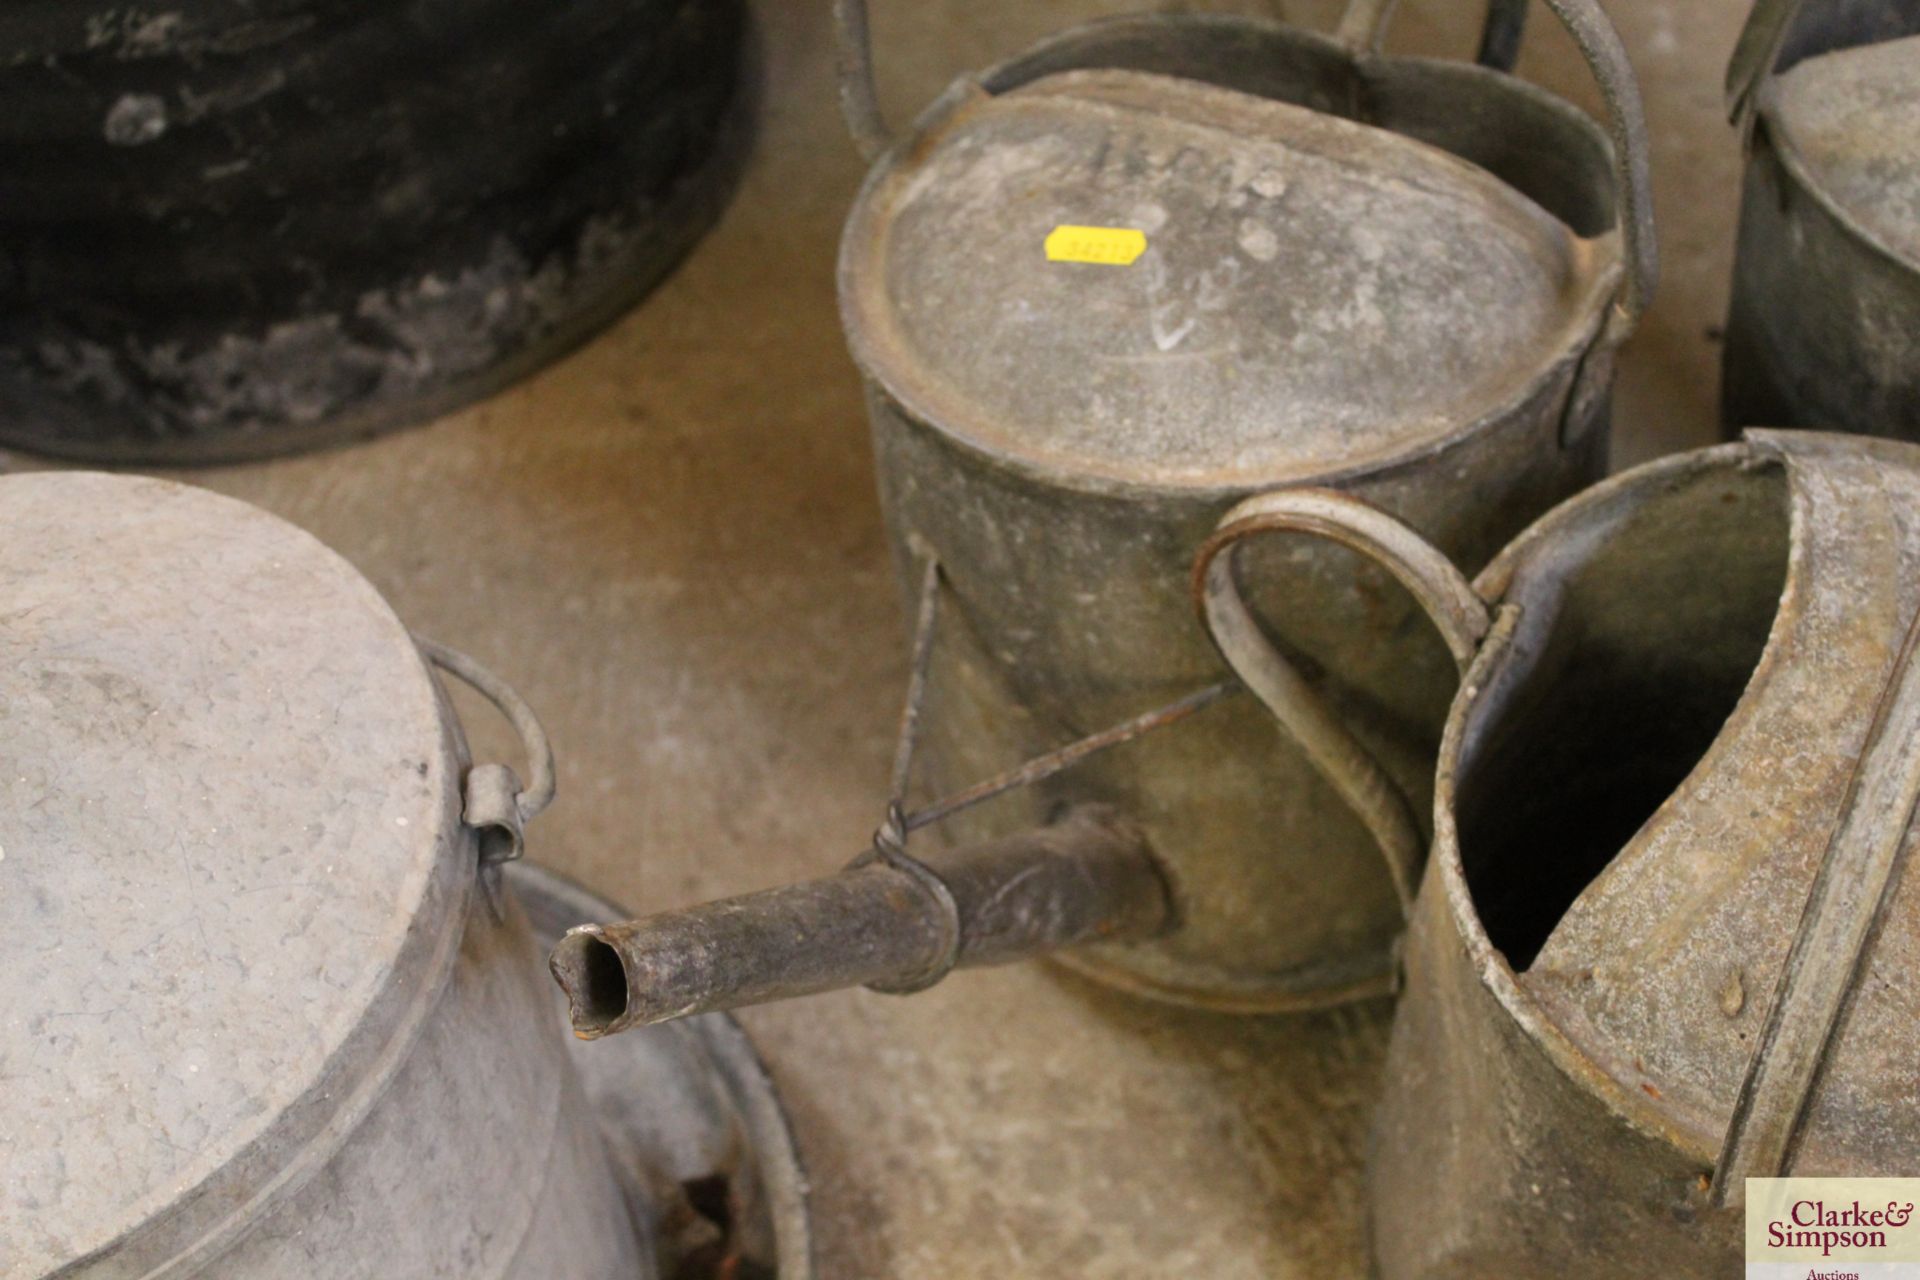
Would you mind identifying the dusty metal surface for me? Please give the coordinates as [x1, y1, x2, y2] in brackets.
[0, 0, 749, 464]
[2, 0, 1759, 1273]
[1767, 34, 1920, 260]
[0, 473, 649, 1278]
[840, 0, 1651, 1010]
[1722, 0, 1920, 437]
[1371, 431, 1920, 1276]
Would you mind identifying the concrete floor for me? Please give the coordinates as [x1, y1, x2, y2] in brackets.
[9, 0, 1754, 1274]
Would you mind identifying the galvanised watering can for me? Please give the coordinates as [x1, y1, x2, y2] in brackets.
[1289, 430, 1920, 1276]
[551, 0, 1657, 1030]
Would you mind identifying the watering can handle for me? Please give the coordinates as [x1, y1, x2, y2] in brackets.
[416, 636, 557, 869]
[1191, 489, 1490, 916]
[1344, 0, 1658, 330]
[833, 0, 1541, 151]
[1726, 0, 1807, 128]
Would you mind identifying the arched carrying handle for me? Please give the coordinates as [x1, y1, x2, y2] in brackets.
[1345, 0, 1657, 331]
[415, 635, 556, 869]
[833, 0, 1536, 156]
[1726, 0, 1807, 129]
[1191, 489, 1490, 915]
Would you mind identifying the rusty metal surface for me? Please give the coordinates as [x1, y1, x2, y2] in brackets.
[553, 807, 1171, 1034]
[1371, 431, 1920, 1276]
[1722, 9, 1920, 436]
[0, 473, 650, 1278]
[841, 3, 1648, 1011]
[510, 861, 816, 1280]
[29, 0, 1760, 1273]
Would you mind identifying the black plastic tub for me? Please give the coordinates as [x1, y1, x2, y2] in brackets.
[0, 0, 750, 464]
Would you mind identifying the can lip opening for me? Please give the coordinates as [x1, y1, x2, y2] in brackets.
[1450, 448, 1791, 970]
[553, 929, 634, 1038]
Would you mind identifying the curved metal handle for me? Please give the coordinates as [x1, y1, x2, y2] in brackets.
[1340, 0, 1657, 332]
[1191, 489, 1490, 915]
[832, 0, 1543, 164]
[416, 636, 556, 868]
[1727, 0, 1807, 128]
[1476, 0, 1530, 72]
[832, 0, 891, 163]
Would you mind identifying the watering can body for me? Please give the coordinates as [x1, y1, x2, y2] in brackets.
[1367, 431, 1920, 1275]
[837, 0, 1655, 1010]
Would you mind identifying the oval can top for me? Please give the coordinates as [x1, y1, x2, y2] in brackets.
[0, 473, 463, 1276]
[1767, 34, 1920, 267]
[841, 68, 1607, 491]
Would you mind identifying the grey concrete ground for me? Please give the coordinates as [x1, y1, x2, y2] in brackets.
[12, 0, 1752, 1274]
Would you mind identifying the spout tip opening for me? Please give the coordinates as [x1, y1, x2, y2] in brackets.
[550, 928, 630, 1039]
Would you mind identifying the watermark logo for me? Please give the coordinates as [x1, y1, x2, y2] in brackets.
[1749, 1179, 1920, 1278]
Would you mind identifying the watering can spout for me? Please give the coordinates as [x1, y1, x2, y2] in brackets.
[549, 806, 1174, 1038]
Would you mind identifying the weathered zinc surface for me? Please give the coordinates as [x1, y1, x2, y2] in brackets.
[1723, 0, 1920, 437]
[1372, 431, 1920, 1276]
[841, 0, 1651, 1011]
[0, 0, 748, 463]
[0, 474, 647, 1278]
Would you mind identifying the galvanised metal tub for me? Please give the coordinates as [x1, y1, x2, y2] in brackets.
[0, 472, 810, 1279]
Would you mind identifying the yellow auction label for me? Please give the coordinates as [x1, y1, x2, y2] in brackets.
[1748, 1178, 1920, 1277]
[1044, 225, 1148, 266]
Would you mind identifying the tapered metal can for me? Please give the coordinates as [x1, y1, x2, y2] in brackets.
[1354, 430, 1920, 1275]
[835, 0, 1657, 1011]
